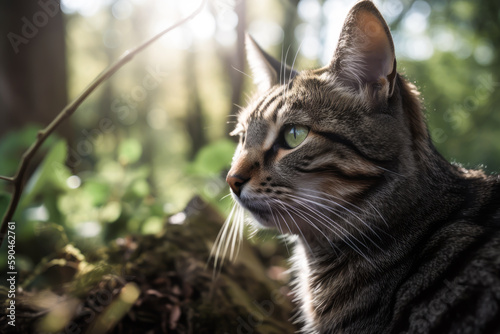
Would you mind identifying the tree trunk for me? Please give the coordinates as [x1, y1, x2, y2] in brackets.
[225, 0, 247, 137]
[0, 0, 69, 139]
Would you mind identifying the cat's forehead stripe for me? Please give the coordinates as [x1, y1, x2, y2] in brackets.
[255, 87, 283, 120]
[244, 86, 285, 127]
[259, 85, 290, 123]
[263, 98, 284, 124]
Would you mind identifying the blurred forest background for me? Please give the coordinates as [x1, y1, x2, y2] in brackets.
[0, 0, 499, 298]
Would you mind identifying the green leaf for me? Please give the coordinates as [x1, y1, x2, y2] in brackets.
[100, 201, 122, 223]
[83, 181, 111, 206]
[0, 126, 61, 176]
[141, 216, 163, 234]
[0, 192, 11, 219]
[189, 139, 237, 175]
[119, 139, 142, 165]
[19, 140, 69, 211]
[130, 179, 150, 198]
[0, 126, 41, 176]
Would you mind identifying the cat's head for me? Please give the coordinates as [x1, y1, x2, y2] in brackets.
[226, 1, 430, 241]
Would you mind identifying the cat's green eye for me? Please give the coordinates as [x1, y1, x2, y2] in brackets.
[283, 124, 309, 149]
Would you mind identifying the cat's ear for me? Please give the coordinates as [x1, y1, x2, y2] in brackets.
[246, 34, 298, 92]
[331, 1, 397, 98]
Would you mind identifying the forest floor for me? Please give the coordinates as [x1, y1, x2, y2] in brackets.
[0, 197, 298, 334]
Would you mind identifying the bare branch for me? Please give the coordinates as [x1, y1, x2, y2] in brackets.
[0, 176, 14, 182]
[0, 0, 207, 247]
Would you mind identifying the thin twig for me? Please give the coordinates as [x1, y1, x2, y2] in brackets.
[0, 176, 14, 182]
[0, 0, 207, 247]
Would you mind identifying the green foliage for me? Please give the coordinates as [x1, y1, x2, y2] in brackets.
[83, 180, 111, 206]
[118, 138, 142, 165]
[0, 125, 61, 176]
[0, 126, 41, 175]
[0, 132, 236, 271]
[0, 192, 9, 221]
[183, 139, 236, 213]
[19, 140, 71, 212]
[187, 139, 237, 176]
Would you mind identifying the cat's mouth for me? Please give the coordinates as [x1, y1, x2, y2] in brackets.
[238, 200, 269, 217]
[236, 196, 316, 233]
[233, 197, 277, 228]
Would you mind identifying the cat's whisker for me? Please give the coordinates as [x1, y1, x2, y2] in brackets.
[283, 198, 373, 263]
[239, 207, 245, 248]
[289, 201, 379, 265]
[213, 203, 236, 263]
[222, 208, 239, 264]
[375, 165, 404, 177]
[210, 202, 238, 276]
[282, 43, 292, 101]
[230, 205, 245, 262]
[280, 40, 284, 86]
[235, 206, 244, 259]
[233, 103, 245, 111]
[231, 65, 253, 80]
[300, 192, 367, 224]
[278, 200, 343, 255]
[272, 200, 300, 240]
[273, 199, 315, 255]
[243, 93, 252, 105]
[366, 201, 389, 228]
[228, 206, 240, 262]
[287, 193, 382, 252]
[287, 39, 304, 96]
[298, 192, 385, 245]
[275, 198, 347, 252]
[220, 193, 232, 201]
[302, 189, 362, 214]
[304, 189, 392, 232]
[283, 200, 375, 266]
[288, 197, 363, 243]
[266, 202, 291, 256]
[211, 203, 244, 272]
[304, 190, 394, 240]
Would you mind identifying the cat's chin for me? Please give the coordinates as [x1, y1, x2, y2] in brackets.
[241, 205, 272, 224]
[248, 211, 277, 229]
[237, 204, 294, 233]
[233, 198, 278, 229]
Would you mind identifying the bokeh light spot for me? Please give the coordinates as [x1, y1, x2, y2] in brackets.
[66, 175, 82, 189]
[75, 221, 102, 238]
[112, 0, 133, 20]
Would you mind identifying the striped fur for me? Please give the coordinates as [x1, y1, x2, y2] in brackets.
[222, 1, 500, 333]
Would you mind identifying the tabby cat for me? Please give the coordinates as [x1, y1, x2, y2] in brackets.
[219, 1, 500, 333]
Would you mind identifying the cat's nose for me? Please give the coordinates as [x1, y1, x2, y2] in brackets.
[226, 174, 250, 197]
